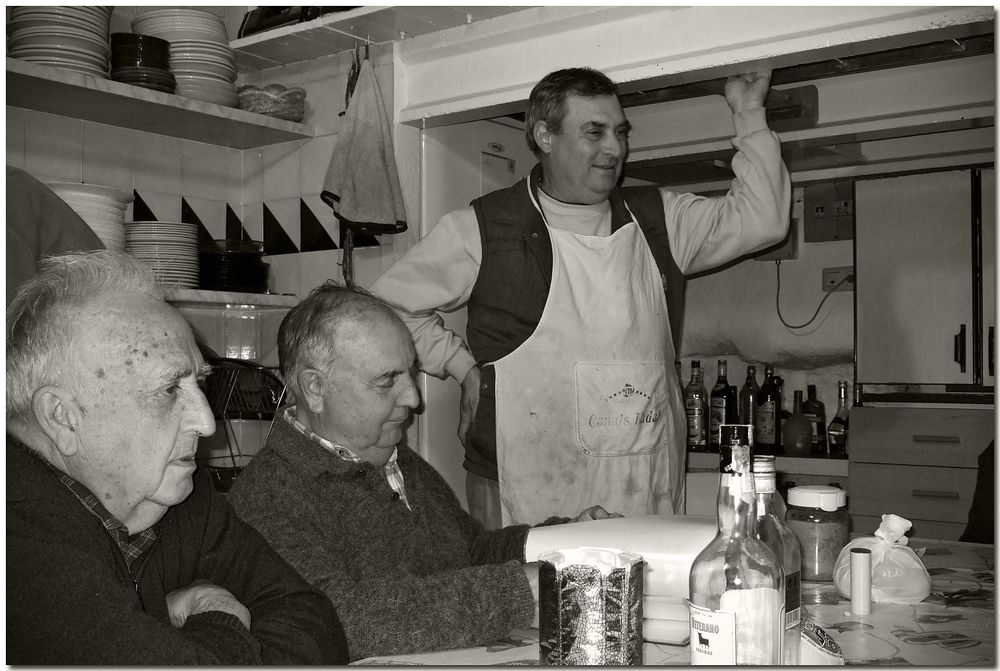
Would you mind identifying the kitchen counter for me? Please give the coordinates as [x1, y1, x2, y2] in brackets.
[353, 537, 994, 666]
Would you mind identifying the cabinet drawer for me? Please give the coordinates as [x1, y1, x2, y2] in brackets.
[850, 407, 993, 467]
[849, 463, 978, 523]
[850, 514, 967, 541]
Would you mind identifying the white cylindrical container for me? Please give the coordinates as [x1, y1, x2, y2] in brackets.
[850, 547, 872, 615]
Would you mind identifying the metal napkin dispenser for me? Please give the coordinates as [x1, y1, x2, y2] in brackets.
[538, 547, 644, 666]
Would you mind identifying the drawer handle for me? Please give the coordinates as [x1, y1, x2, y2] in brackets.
[912, 434, 961, 444]
[912, 489, 960, 499]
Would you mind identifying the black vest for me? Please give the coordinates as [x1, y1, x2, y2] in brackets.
[460, 164, 686, 480]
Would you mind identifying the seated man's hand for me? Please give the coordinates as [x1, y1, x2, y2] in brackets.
[572, 505, 624, 523]
[166, 579, 252, 630]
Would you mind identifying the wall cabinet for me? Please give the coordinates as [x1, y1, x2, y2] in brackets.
[848, 406, 993, 539]
[855, 169, 995, 390]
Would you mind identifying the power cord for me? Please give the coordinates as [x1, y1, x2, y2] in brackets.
[775, 260, 852, 329]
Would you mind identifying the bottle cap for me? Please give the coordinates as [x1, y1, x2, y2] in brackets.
[718, 424, 753, 474]
[752, 455, 776, 474]
[787, 484, 846, 511]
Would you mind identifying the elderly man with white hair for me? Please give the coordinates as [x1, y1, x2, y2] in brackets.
[6, 250, 348, 665]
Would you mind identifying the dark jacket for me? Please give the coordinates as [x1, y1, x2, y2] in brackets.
[6, 435, 349, 665]
[228, 415, 534, 662]
[464, 164, 685, 478]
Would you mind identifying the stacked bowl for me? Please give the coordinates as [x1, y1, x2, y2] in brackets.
[130, 9, 237, 107]
[125, 221, 200, 289]
[110, 32, 175, 93]
[8, 6, 113, 77]
[45, 181, 132, 252]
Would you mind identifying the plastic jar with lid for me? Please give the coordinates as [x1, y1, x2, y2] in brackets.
[785, 485, 849, 582]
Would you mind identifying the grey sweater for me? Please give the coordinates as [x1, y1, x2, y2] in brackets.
[228, 415, 534, 661]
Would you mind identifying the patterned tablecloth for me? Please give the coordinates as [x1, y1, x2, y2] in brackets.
[353, 538, 994, 666]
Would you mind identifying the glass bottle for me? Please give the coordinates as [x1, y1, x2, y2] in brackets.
[773, 376, 786, 454]
[781, 390, 813, 457]
[753, 456, 802, 665]
[738, 365, 759, 438]
[801, 384, 827, 456]
[689, 424, 783, 665]
[709, 360, 738, 452]
[756, 365, 779, 456]
[685, 361, 709, 452]
[827, 381, 850, 458]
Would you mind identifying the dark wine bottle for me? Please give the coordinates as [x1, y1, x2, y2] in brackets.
[801, 384, 827, 456]
[709, 359, 738, 452]
[756, 365, 779, 456]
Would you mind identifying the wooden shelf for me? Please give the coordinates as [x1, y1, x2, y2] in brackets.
[6, 57, 314, 149]
[230, 6, 527, 71]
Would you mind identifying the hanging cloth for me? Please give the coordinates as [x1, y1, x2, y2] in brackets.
[321, 49, 407, 246]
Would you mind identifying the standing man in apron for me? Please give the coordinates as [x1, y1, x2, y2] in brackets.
[372, 67, 790, 527]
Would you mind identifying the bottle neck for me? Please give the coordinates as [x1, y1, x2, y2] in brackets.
[718, 469, 757, 537]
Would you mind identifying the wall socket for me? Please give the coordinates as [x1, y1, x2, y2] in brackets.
[822, 266, 854, 292]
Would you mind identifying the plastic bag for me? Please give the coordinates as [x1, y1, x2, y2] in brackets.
[833, 514, 931, 604]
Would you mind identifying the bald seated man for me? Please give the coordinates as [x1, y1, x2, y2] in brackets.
[228, 281, 618, 661]
[6, 250, 348, 664]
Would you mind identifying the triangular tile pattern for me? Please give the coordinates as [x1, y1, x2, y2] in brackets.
[300, 198, 338, 252]
[226, 204, 252, 242]
[132, 191, 156, 221]
[263, 203, 300, 255]
[181, 198, 217, 250]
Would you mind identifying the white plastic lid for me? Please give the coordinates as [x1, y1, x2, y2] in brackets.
[787, 485, 846, 512]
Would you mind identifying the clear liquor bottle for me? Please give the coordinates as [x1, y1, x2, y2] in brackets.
[738, 364, 759, 435]
[689, 424, 784, 665]
[709, 359, 738, 452]
[753, 456, 802, 665]
[685, 361, 709, 452]
[755, 365, 779, 456]
[827, 381, 850, 458]
[801, 384, 827, 456]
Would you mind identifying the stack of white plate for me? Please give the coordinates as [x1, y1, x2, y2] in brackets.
[131, 9, 237, 107]
[45, 181, 132, 252]
[125, 220, 199, 289]
[8, 6, 114, 78]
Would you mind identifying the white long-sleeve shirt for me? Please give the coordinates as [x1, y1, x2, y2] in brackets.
[371, 107, 790, 384]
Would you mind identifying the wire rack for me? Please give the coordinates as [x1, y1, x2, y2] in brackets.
[200, 357, 286, 491]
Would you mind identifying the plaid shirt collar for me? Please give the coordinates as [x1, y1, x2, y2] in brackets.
[283, 406, 411, 511]
[55, 470, 158, 570]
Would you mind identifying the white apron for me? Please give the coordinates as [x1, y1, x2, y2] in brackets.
[494, 209, 685, 526]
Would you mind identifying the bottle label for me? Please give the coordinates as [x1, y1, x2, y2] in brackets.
[757, 402, 776, 442]
[686, 404, 706, 446]
[803, 413, 821, 445]
[689, 601, 736, 665]
[785, 570, 801, 628]
[709, 398, 726, 443]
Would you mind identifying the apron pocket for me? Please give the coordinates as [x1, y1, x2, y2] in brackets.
[574, 361, 668, 457]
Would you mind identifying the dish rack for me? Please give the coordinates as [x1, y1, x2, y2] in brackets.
[201, 357, 286, 491]
[237, 84, 307, 121]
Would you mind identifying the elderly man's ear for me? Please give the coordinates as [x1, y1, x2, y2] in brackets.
[31, 386, 83, 457]
[296, 368, 329, 415]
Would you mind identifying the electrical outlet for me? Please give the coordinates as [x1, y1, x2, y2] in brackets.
[822, 266, 854, 292]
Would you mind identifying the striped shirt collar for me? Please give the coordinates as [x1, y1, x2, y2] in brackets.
[283, 406, 411, 510]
